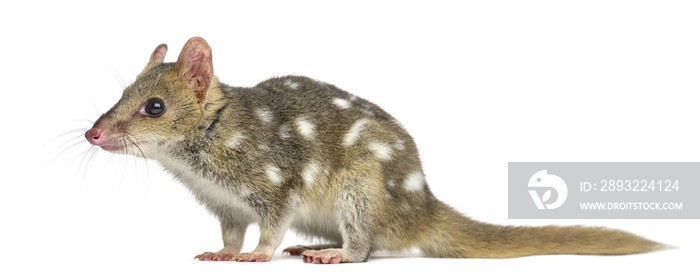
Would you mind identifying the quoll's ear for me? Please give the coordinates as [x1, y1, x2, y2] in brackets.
[176, 37, 213, 104]
[148, 43, 168, 67]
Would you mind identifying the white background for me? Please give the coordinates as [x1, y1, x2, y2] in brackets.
[1, 0, 698, 276]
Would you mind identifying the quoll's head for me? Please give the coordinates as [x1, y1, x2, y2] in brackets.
[85, 37, 214, 157]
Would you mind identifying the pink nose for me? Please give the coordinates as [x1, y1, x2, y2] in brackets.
[85, 128, 105, 145]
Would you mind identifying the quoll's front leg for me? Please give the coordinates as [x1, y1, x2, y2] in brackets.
[233, 219, 289, 262]
[195, 219, 247, 261]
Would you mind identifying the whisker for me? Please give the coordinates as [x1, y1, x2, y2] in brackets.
[124, 133, 153, 197]
[50, 128, 89, 138]
[125, 134, 147, 160]
[129, 138, 140, 193]
[75, 95, 105, 120]
[46, 137, 90, 168]
[116, 136, 129, 193]
[50, 133, 84, 152]
[126, 134, 153, 196]
[79, 146, 100, 186]
[110, 65, 127, 90]
[70, 118, 95, 123]
[101, 146, 118, 172]
[57, 144, 95, 169]
[45, 128, 88, 148]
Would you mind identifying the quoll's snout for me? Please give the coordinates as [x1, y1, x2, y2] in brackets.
[85, 128, 104, 146]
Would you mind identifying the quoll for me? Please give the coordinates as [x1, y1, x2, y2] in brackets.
[86, 37, 663, 263]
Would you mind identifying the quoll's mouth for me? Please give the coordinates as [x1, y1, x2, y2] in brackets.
[99, 143, 126, 152]
[85, 128, 144, 153]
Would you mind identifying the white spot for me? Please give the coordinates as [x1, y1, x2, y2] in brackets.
[322, 166, 330, 184]
[226, 132, 246, 148]
[368, 141, 393, 160]
[256, 108, 273, 123]
[285, 79, 300, 89]
[385, 192, 392, 199]
[258, 144, 271, 152]
[349, 95, 358, 102]
[404, 171, 425, 192]
[387, 179, 396, 188]
[394, 139, 405, 151]
[295, 117, 315, 140]
[302, 161, 321, 189]
[399, 203, 411, 212]
[199, 150, 212, 163]
[362, 105, 375, 116]
[238, 186, 252, 198]
[289, 193, 303, 207]
[343, 118, 370, 147]
[279, 124, 291, 139]
[266, 165, 283, 186]
[333, 98, 351, 109]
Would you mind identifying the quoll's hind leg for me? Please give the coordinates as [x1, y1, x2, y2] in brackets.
[301, 175, 377, 264]
[195, 218, 248, 261]
[283, 243, 342, 256]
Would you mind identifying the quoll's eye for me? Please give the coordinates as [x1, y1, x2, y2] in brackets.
[143, 97, 166, 117]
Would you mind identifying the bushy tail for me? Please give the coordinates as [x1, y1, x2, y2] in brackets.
[420, 202, 665, 258]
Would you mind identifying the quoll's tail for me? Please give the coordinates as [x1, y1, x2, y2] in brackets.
[420, 202, 665, 258]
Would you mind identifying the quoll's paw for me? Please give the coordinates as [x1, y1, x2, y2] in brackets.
[233, 252, 272, 262]
[194, 251, 234, 261]
[301, 250, 343, 264]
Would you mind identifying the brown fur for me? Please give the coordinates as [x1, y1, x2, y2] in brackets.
[86, 37, 663, 263]
[420, 202, 662, 258]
